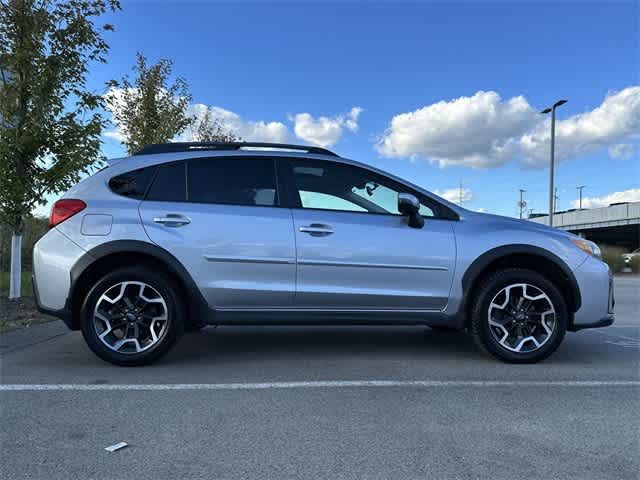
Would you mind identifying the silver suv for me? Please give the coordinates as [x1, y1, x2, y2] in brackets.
[33, 142, 614, 366]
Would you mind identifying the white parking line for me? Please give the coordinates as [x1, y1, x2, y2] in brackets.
[1, 380, 639, 392]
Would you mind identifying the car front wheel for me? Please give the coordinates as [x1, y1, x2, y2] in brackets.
[80, 267, 185, 366]
[469, 268, 567, 363]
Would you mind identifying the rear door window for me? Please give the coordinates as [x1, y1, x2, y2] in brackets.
[187, 157, 278, 206]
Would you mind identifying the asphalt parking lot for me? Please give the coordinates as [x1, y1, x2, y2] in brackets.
[1, 275, 639, 480]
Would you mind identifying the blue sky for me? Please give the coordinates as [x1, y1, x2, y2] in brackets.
[73, 0, 639, 217]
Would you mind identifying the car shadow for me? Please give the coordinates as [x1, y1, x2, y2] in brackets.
[165, 325, 484, 365]
[159, 325, 636, 368]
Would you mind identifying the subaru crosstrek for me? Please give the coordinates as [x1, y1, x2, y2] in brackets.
[33, 142, 614, 366]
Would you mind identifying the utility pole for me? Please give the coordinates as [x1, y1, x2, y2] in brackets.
[554, 187, 559, 213]
[576, 185, 585, 209]
[540, 99, 568, 226]
[518, 189, 527, 219]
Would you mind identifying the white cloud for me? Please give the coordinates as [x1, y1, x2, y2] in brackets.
[435, 187, 473, 204]
[184, 104, 291, 143]
[376, 91, 537, 168]
[609, 143, 638, 160]
[570, 188, 640, 209]
[103, 129, 126, 142]
[520, 87, 640, 167]
[293, 107, 363, 147]
[376, 86, 640, 169]
[104, 88, 360, 147]
[103, 87, 131, 142]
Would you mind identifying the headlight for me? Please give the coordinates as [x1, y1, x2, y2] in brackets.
[571, 238, 602, 258]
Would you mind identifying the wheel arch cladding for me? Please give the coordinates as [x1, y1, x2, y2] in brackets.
[461, 244, 581, 325]
[69, 240, 209, 330]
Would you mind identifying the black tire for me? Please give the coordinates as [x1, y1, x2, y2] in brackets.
[469, 268, 567, 363]
[80, 266, 185, 366]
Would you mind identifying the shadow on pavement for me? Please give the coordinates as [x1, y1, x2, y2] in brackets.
[169, 326, 481, 364]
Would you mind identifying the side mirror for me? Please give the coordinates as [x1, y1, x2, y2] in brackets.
[398, 193, 424, 229]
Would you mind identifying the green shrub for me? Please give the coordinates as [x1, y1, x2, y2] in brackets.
[600, 245, 625, 273]
[0, 271, 33, 297]
[0, 216, 48, 272]
[629, 255, 640, 274]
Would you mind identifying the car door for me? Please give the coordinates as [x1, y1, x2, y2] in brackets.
[138, 156, 296, 309]
[285, 158, 456, 311]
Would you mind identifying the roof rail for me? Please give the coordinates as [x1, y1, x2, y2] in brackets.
[134, 142, 339, 157]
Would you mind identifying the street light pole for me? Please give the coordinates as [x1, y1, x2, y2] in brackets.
[541, 99, 567, 227]
[577, 185, 585, 209]
[518, 189, 526, 219]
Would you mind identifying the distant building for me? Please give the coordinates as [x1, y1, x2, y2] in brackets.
[528, 202, 640, 250]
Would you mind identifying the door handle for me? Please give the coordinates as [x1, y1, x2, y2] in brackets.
[153, 214, 191, 227]
[299, 223, 334, 236]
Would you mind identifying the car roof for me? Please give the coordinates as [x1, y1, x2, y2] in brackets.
[134, 142, 339, 157]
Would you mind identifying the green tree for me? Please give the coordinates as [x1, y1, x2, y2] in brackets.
[190, 108, 241, 143]
[0, 0, 120, 299]
[106, 53, 193, 154]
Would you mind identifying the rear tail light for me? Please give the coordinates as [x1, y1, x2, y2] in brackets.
[49, 199, 86, 228]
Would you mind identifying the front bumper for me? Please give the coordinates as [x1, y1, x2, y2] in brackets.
[569, 314, 614, 332]
[570, 255, 614, 331]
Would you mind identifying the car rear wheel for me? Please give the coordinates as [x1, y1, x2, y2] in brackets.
[80, 267, 185, 366]
[469, 268, 567, 363]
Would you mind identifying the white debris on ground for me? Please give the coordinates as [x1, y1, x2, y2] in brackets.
[105, 442, 128, 453]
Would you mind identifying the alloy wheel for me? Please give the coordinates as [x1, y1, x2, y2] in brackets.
[93, 281, 169, 354]
[487, 283, 556, 353]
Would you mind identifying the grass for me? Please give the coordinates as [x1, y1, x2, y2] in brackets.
[0, 271, 34, 298]
[600, 245, 626, 273]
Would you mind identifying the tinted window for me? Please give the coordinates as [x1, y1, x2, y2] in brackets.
[146, 161, 186, 202]
[188, 157, 278, 206]
[109, 167, 156, 199]
[291, 160, 436, 217]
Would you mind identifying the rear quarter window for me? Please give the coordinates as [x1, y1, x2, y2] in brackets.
[109, 167, 156, 199]
[145, 161, 187, 202]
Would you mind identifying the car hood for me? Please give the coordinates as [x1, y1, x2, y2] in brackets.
[462, 210, 577, 239]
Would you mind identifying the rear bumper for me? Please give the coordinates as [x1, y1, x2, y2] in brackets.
[32, 274, 74, 329]
[32, 228, 86, 330]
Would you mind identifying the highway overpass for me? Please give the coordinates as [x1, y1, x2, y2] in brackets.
[528, 202, 640, 250]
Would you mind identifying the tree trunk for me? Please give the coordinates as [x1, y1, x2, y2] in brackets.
[9, 233, 22, 300]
